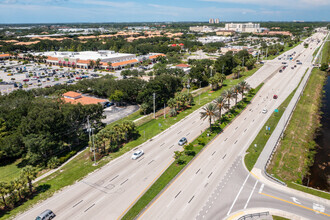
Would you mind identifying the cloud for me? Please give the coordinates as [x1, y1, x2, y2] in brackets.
[201, 0, 330, 8]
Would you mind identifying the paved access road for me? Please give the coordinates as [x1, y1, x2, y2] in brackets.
[138, 32, 330, 220]
[16, 43, 283, 219]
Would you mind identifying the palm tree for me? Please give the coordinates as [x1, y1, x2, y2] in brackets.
[209, 77, 218, 90]
[95, 58, 101, 69]
[200, 103, 218, 131]
[222, 89, 234, 109]
[20, 165, 37, 194]
[167, 98, 176, 111]
[13, 178, 25, 200]
[122, 121, 135, 142]
[239, 81, 251, 99]
[232, 66, 245, 79]
[233, 85, 241, 106]
[107, 61, 112, 70]
[216, 73, 226, 87]
[214, 96, 225, 121]
[0, 182, 9, 208]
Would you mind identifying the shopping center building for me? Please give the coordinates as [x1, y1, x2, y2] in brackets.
[35, 51, 165, 70]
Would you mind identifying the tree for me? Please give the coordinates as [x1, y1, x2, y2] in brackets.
[167, 98, 176, 110]
[215, 73, 226, 88]
[109, 90, 124, 105]
[89, 60, 95, 69]
[232, 85, 241, 106]
[200, 103, 218, 131]
[239, 81, 251, 99]
[222, 89, 234, 109]
[320, 63, 328, 71]
[0, 182, 9, 208]
[95, 58, 101, 69]
[232, 66, 245, 79]
[214, 96, 225, 121]
[107, 61, 112, 70]
[20, 165, 37, 194]
[209, 77, 219, 90]
[13, 178, 25, 200]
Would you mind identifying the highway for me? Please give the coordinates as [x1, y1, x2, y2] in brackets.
[16, 46, 281, 219]
[16, 32, 327, 220]
[138, 32, 330, 220]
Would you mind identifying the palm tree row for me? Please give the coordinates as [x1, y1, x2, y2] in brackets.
[200, 81, 251, 131]
[167, 92, 194, 117]
[93, 121, 136, 156]
[0, 166, 37, 210]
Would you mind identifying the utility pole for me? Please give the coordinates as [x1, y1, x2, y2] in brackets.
[187, 79, 190, 93]
[222, 65, 224, 75]
[87, 116, 96, 165]
[153, 93, 156, 119]
[164, 103, 166, 119]
[265, 48, 268, 60]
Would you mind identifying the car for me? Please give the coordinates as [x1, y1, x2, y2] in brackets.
[281, 62, 287, 64]
[291, 67, 294, 69]
[262, 108, 268, 114]
[131, 149, 144, 160]
[279, 69, 283, 73]
[7, 73, 13, 76]
[273, 95, 278, 99]
[23, 79, 29, 82]
[178, 137, 187, 146]
[35, 209, 56, 220]
[297, 62, 302, 65]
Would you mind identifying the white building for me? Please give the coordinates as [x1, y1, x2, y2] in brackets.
[197, 36, 232, 44]
[215, 18, 220, 24]
[209, 18, 214, 24]
[225, 23, 261, 33]
[189, 26, 215, 33]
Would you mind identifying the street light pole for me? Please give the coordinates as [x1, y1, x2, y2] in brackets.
[199, 81, 201, 105]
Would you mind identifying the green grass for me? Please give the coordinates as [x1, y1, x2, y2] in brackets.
[272, 216, 290, 220]
[267, 69, 326, 184]
[0, 66, 261, 219]
[244, 88, 296, 171]
[287, 182, 330, 200]
[0, 160, 23, 182]
[122, 85, 262, 220]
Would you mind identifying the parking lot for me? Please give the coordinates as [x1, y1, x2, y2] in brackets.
[0, 60, 123, 94]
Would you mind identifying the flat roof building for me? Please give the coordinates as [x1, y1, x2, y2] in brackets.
[225, 23, 261, 33]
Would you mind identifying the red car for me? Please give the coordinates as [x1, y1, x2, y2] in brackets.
[23, 79, 29, 82]
[273, 95, 278, 99]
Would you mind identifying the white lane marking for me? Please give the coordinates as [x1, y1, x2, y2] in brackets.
[291, 197, 301, 205]
[244, 180, 258, 209]
[258, 183, 264, 193]
[313, 203, 325, 213]
[226, 173, 250, 216]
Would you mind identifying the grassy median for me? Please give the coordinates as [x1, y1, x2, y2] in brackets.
[122, 84, 262, 220]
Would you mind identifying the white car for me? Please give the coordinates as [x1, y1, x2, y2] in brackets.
[262, 108, 268, 114]
[131, 149, 144, 160]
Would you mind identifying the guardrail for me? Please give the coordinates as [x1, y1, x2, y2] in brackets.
[238, 211, 269, 220]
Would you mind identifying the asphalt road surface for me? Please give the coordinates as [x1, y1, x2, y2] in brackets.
[138, 32, 330, 220]
[16, 32, 327, 220]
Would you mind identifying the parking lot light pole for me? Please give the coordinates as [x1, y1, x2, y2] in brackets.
[153, 93, 156, 119]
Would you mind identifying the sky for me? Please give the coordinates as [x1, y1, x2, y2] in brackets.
[0, 0, 329, 24]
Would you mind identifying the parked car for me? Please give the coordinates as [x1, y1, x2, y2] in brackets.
[262, 108, 268, 114]
[131, 149, 144, 160]
[178, 137, 187, 146]
[273, 95, 278, 99]
[35, 209, 56, 220]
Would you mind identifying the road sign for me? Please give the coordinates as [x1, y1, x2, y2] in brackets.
[274, 109, 279, 113]
[266, 126, 268, 130]
[268, 127, 271, 131]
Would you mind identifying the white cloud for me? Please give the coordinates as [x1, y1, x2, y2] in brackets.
[201, 0, 330, 8]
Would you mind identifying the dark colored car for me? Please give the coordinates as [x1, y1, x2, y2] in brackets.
[273, 95, 278, 99]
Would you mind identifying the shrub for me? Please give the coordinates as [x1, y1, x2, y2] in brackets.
[184, 144, 193, 151]
[185, 150, 196, 156]
[177, 159, 186, 165]
[58, 151, 76, 164]
[197, 138, 206, 146]
[47, 157, 60, 169]
[170, 108, 177, 117]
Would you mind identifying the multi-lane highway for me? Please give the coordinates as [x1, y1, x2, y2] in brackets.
[17, 32, 328, 220]
[138, 32, 330, 220]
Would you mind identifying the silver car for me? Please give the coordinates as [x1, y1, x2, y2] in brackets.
[178, 137, 187, 146]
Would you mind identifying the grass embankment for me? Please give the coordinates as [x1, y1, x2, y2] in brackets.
[122, 85, 263, 220]
[244, 88, 296, 171]
[272, 216, 290, 220]
[0, 160, 23, 182]
[267, 69, 327, 191]
[1, 66, 261, 219]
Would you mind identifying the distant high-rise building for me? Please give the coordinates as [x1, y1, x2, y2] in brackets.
[215, 18, 220, 24]
[209, 18, 214, 24]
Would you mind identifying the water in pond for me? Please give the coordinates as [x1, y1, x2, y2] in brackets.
[304, 75, 330, 191]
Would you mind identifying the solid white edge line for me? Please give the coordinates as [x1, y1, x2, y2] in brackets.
[226, 173, 250, 216]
